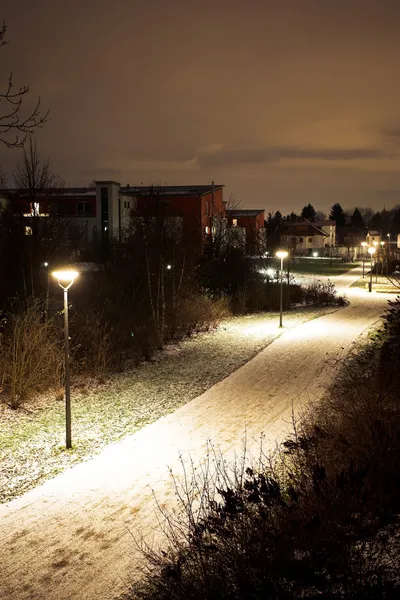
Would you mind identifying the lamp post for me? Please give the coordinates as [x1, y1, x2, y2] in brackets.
[380, 241, 385, 277]
[367, 247, 375, 293]
[276, 250, 288, 327]
[361, 242, 367, 277]
[52, 269, 79, 449]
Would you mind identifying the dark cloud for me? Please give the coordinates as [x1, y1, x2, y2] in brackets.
[2, 0, 400, 211]
[197, 146, 395, 168]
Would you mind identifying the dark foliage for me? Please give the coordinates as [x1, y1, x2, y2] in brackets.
[127, 299, 400, 600]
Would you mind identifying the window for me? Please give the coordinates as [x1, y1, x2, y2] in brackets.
[308, 237, 313, 243]
[77, 201, 92, 214]
[25, 226, 33, 236]
[232, 218, 238, 227]
[205, 226, 210, 234]
[299, 237, 303, 243]
[205, 201, 209, 216]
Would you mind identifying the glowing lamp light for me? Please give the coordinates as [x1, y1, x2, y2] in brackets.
[52, 270, 79, 287]
[276, 250, 288, 259]
[373, 241, 378, 246]
[380, 241, 385, 246]
[361, 242, 367, 247]
[266, 268, 275, 277]
[367, 247, 376, 255]
[313, 252, 318, 257]
[166, 264, 172, 270]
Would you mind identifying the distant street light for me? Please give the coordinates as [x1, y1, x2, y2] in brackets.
[276, 250, 288, 327]
[52, 269, 79, 449]
[361, 242, 367, 277]
[367, 247, 376, 293]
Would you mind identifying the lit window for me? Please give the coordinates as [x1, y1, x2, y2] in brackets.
[25, 226, 33, 236]
[232, 218, 238, 227]
[205, 226, 210, 234]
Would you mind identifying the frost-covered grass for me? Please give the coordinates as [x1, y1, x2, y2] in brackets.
[351, 275, 399, 293]
[0, 306, 338, 503]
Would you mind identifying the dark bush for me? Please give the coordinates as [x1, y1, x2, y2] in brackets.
[126, 299, 400, 600]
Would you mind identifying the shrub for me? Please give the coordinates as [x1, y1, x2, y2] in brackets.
[175, 291, 230, 337]
[70, 311, 116, 377]
[0, 302, 63, 408]
[304, 279, 337, 305]
[126, 303, 400, 600]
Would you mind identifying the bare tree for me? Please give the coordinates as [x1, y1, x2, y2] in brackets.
[13, 136, 64, 206]
[1, 22, 48, 148]
[11, 137, 64, 296]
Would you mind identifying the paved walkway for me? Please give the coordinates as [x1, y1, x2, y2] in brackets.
[0, 268, 391, 600]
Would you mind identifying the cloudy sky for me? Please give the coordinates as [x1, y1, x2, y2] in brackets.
[1, 0, 400, 214]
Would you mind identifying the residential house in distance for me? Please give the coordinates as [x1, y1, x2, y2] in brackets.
[366, 229, 382, 246]
[122, 183, 225, 248]
[226, 209, 266, 255]
[1, 181, 267, 256]
[281, 219, 336, 255]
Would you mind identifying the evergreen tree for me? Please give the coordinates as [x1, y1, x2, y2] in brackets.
[370, 211, 383, 230]
[285, 212, 299, 222]
[300, 203, 316, 221]
[329, 203, 346, 228]
[350, 207, 365, 229]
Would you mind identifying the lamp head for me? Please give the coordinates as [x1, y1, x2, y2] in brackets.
[367, 247, 376, 255]
[361, 242, 367, 247]
[276, 250, 288, 259]
[52, 269, 79, 288]
[373, 241, 378, 246]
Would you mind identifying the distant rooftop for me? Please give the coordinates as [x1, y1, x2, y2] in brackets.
[120, 185, 224, 196]
[228, 209, 264, 217]
[1, 187, 96, 197]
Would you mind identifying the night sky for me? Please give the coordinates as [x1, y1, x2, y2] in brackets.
[1, 0, 400, 214]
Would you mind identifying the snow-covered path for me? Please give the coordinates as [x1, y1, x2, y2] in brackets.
[0, 268, 391, 600]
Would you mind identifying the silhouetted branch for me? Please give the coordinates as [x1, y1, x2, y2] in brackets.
[0, 22, 49, 148]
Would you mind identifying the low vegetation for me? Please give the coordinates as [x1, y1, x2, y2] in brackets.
[0, 307, 336, 503]
[127, 298, 400, 599]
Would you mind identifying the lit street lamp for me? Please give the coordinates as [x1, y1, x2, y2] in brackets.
[367, 247, 375, 293]
[276, 250, 288, 327]
[361, 242, 367, 277]
[52, 269, 79, 449]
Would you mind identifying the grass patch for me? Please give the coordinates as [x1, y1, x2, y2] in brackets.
[351, 275, 400, 293]
[0, 306, 339, 504]
[286, 259, 359, 276]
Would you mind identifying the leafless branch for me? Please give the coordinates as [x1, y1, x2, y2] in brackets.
[0, 22, 49, 148]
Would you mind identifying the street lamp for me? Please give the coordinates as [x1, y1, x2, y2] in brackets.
[52, 269, 79, 449]
[361, 242, 367, 277]
[367, 247, 375, 293]
[276, 250, 288, 327]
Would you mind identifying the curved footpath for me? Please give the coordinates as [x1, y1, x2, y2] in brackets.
[0, 267, 392, 600]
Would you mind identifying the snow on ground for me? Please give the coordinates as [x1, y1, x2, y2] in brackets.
[0, 268, 392, 600]
[0, 307, 334, 504]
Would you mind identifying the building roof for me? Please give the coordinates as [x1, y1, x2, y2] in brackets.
[120, 185, 224, 196]
[227, 209, 264, 217]
[1, 187, 96, 198]
[315, 219, 335, 226]
[283, 219, 328, 237]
